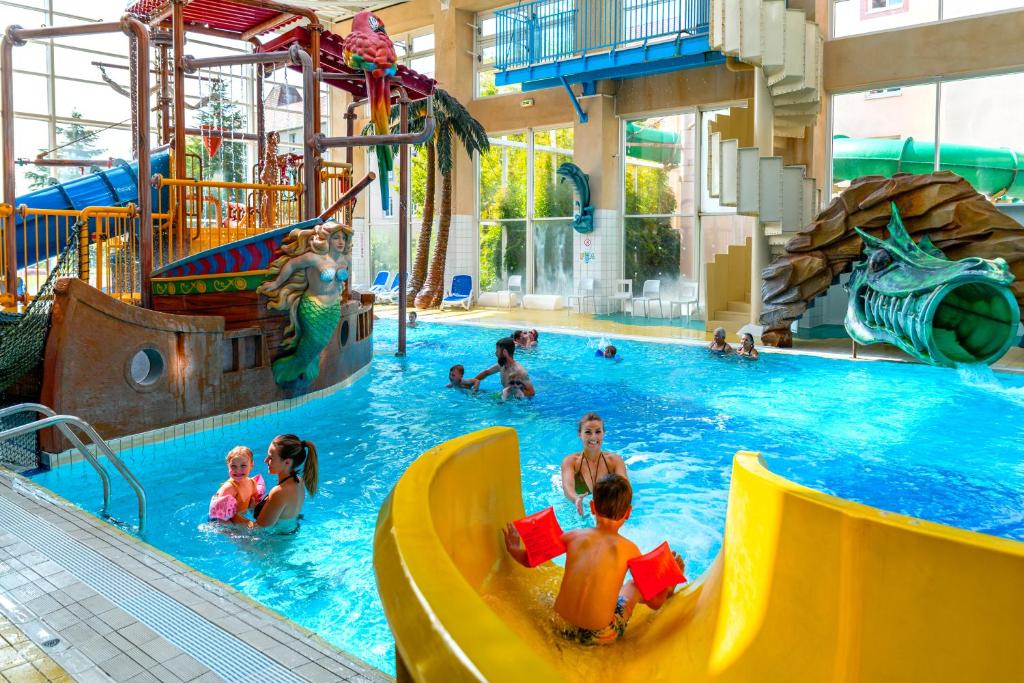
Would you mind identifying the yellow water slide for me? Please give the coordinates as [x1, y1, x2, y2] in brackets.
[374, 427, 1024, 682]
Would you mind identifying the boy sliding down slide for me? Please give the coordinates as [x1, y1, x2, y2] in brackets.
[503, 474, 685, 645]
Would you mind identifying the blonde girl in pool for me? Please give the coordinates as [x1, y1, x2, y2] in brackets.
[560, 413, 629, 516]
[251, 434, 319, 531]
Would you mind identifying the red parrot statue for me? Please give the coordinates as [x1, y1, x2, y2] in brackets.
[344, 12, 398, 212]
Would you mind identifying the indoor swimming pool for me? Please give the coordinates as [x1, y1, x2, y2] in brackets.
[30, 320, 1024, 674]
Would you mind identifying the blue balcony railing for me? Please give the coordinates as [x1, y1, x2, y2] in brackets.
[496, 0, 711, 71]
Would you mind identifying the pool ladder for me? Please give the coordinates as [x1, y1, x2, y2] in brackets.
[0, 403, 147, 533]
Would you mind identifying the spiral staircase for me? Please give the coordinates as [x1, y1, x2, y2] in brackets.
[704, 0, 825, 333]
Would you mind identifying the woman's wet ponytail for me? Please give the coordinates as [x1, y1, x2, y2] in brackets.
[301, 440, 319, 497]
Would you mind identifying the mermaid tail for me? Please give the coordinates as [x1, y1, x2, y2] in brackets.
[271, 295, 342, 386]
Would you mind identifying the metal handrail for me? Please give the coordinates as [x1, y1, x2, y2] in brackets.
[0, 404, 111, 509]
[0, 404, 147, 532]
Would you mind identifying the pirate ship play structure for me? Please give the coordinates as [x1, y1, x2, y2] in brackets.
[0, 1, 435, 454]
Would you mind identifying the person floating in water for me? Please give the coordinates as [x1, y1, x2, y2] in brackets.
[501, 368, 530, 400]
[561, 413, 628, 516]
[595, 344, 622, 362]
[708, 327, 733, 354]
[251, 434, 319, 531]
[737, 332, 759, 359]
[504, 474, 684, 645]
[407, 311, 418, 328]
[447, 364, 478, 391]
[209, 446, 264, 524]
[474, 337, 536, 398]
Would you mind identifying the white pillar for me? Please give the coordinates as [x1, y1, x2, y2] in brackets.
[751, 68, 774, 325]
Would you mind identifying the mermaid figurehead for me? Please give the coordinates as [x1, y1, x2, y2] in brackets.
[259, 221, 354, 389]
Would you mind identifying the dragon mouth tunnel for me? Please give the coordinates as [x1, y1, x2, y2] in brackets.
[852, 280, 1019, 366]
[845, 203, 1020, 368]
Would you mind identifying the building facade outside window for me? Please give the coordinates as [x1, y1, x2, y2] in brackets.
[831, 72, 1024, 205]
[833, 0, 1024, 38]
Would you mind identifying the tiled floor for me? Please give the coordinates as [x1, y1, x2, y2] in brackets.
[0, 471, 388, 683]
[0, 614, 68, 683]
[379, 304, 1024, 372]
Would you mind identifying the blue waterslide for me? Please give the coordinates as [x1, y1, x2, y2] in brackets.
[12, 150, 170, 270]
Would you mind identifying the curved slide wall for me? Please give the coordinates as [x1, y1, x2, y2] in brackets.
[374, 427, 1024, 682]
[833, 136, 1024, 201]
[12, 151, 171, 270]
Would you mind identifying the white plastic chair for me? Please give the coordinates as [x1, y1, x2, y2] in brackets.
[506, 274, 523, 309]
[566, 278, 599, 314]
[669, 281, 699, 324]
[632, 279, 663, 317]
[609, 279, 632, 314]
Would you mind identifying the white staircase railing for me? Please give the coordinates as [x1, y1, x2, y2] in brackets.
[707, 0, 824, 326]
[0, 403, 147, 532]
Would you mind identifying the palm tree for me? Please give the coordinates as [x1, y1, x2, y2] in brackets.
[371, 89, 488, 307]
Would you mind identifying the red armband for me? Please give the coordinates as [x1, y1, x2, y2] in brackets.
[627, 541, 687, 602]
[513, 507, 567, 567]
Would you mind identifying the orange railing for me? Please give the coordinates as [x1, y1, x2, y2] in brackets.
[152, 176, 302, 269]
[320, 161, 354, 224]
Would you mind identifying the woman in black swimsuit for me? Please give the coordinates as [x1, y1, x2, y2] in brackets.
[560, 413, 629, 516]
[250, 434, 319, 530]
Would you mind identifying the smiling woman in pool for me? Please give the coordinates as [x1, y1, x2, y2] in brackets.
[251, 434, 319, 530]
[560, 413, 629, 516]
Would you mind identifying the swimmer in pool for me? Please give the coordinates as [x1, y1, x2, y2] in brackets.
[250, 434, 318, 531]
[209, 446, 264, 524]
[501, 368, 529, 400]
[447, 364, 479, 391]
[594, 344, 622, 361]
[737, 332, 759, 359]
[474, 337, 536, 398]
[560, 413, 628, 516]
[407, 311, 418, 328]
[708, 327, 733, 354]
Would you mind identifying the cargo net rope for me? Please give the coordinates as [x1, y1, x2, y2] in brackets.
[0, 221, 81, 469]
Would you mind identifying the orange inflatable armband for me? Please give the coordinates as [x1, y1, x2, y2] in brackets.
[513, 507, 567, 567]
[627, 541, 687, 602]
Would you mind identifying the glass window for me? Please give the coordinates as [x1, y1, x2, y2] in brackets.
[533, 219, 574, 295]
[831, 83, 937, 196]
[533, 128, 574, 218]
[479, 133, 527, 220]
[478, 128, 573, 294]
[479, 220, 526, 292]
[939, 73, 1024, 204]
[942, 0, 1024, 19]
[475, 7, 523, 98]
[12, 73, 49, 116]
[833, 0, 938, 38]
[624, 113, 695, 299]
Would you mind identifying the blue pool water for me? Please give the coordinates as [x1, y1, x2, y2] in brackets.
[31, 321, 1024, 674]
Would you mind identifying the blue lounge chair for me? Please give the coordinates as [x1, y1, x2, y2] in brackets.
[377, 273, 406, 304]
[367, 270, 390, 294]
[441, 275, 473, 310]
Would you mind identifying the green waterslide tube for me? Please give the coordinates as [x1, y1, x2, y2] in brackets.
[832, 135, 1024, 202]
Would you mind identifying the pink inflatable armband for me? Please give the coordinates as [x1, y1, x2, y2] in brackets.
[208, 494, 238, 521]
[627, 541, 687, 602]
[513, 507, 567, 567]
[252, 474, 266, 504]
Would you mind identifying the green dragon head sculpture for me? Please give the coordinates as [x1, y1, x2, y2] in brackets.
[845, 204, 1019, 367]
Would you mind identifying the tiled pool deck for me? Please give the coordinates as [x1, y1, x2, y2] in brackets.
[0, 470, 387, 683]
[380, 304, 1024, 371]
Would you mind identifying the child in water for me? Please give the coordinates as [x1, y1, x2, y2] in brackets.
[595, 344, 622, 362]
[504, 474, 683, 645]
[407, 311, 418, 328]
[502, 368, 529, 400]
[447, 364, 478, 391]
[209, 446, 265, 524]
